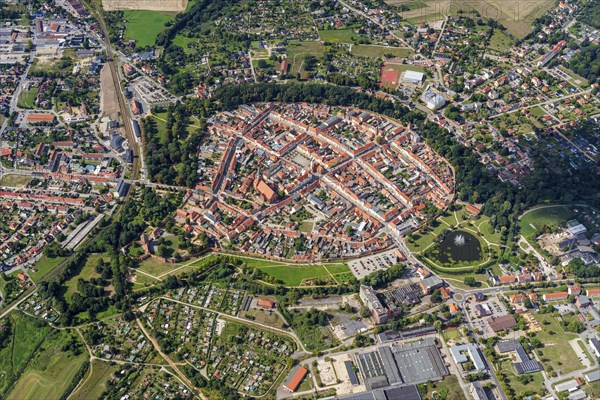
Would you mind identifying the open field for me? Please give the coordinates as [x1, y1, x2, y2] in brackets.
[29, 255, 66, 282]
[102, 0, 187, 12]
[533, 313, 581, 374]
[122, 10, 175, 48]
[498, 365, 545, 399]
[351, 45, 414, 58]
[387, 0, 555, 38]
[318, 29, 356, 43]
[70, 360, 119, 400]
[0, 174, 29, 187]
[519, 206, 573, 237]
[286, 41, 325, 78]
[7, 330, 87, 400]
[17, 87, 39, 109]
[0, 312, 51, 395]
[64, 253, 106, 302]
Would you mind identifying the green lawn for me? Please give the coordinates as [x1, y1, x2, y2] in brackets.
[8, 330, 87, 400]
[123, 10, 175, 48]
[318, 29, 356, 43]
[442, 328, 461, 341]
[419, 374, 466, 400]
[17, 87, 39, 109]
[136, 257, 176, 277]
[0, 312, 51, 394]
[172, 35, 198, 55]
[351, 45, 413, 58]
[488, 30, 513, 52]
[29, 255, 66, 282]
[286, 41, 325, 77]
[256, 264, 332, 286]
[519, 206, 573, 237]
[63, 253, 106, 302]
[533, 313, 581, 374]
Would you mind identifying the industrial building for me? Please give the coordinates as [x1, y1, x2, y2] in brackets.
[402, 70, 424, 85]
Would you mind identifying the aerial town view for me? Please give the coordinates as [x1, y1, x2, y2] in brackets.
[0, 0, 598, 399]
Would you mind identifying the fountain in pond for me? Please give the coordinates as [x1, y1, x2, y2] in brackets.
[454, 234, 465, 246]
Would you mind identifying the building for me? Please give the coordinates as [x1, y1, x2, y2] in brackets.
[475, 303, 492, 317]
[487, 315, 516, 333]
[421, 90, 446, 110]
[496, 340, 541, 374]
[585, 370, 600, 383]
[576, 296, 590, 308]
[282, 366, 307, 392]
[543, 291, 569, 302]
[26, 113, 55, 123]
[114, 179, 130, 198]
[256, 298, 275, 309]
[567, 220, 587, 235]
[590, 337, 600, 358]
[402, 70, 425, 84]
[554, 379, 579, 393]
[469, 382, 489, 400]
[450, 343, 487, 372]
[360, 285, 388, 324]
[586, 288, 600, 297]
[419, 275, 444, 294]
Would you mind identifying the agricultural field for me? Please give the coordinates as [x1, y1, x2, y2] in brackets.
[351, 45, 414, 58]
[7, 330, 87, 400]
[388, 0, 554, 38]
[123, 10, 175, 48]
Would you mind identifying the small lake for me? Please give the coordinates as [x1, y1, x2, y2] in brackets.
[436, 230, 482, 263]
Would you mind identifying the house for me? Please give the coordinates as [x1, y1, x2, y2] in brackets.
[495, 275, 516, 285]
[419, 276, 444, 294]
[257, 298, 275, 309]
[473, 292, 485, 302]
[511, 294, 526, 305]
[586, 288, 600, 297]
[543, 291, 568, 302]
[283, 366, 308, 393]
[576, 296, 590, 308]
[590, 338, 600, 358]
[448, 303, 459, 315]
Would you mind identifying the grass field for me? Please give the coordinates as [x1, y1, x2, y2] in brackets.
[29, 255, 66, 282]
[17, 87, 39, 109]
[8, 330, 87, 400]
[351, 45, 414, 58]
[136, 257, 174, 277]
[286, 41, 325, 77]
[488, 30, 513, 52]
[500, 366, 545, 398]
[0, 312, 51, 394]
[518, 206, 573, 237]
[123, 10, 175, 48]
[318, 29, 356, 43]
[0, 174, 29, 187]
[533, 313, 581, 374]
[63, 253, 106, 302]
[256, 264, 332, 286]
[70, 360, 119, 400]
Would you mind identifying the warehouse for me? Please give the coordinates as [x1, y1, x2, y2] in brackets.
[402, 70, 424, 84]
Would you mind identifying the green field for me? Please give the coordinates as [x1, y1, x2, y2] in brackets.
[64, 253, 106, 302]
[518, 206, 573, 237]
[17, 87, 39, 109]
[7, 330, 87, 400]
[123, 10, 175, 48]
[257, 264, 331, 286]
[419, 374, 466, 400]
[488, 30, 513, 52]
[70, 360, 119, 400]
[286, 41, 325, 77]
[318, 29, 356, 43]
[0, 312, 51, 394]
[137, 257, 175, 277]
[533, 313, 581, 374]
[172, 35, 198, 55]
[0, 174, 29, 187]
[351, 45, 414, 58]
[29, 255, 66, 282]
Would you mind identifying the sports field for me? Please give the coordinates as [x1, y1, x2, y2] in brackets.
[123, 10, 175, 48]
[380, 63, 426, 89]
[318, 29, 355, 43]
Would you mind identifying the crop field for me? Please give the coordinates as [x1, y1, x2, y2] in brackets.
[387, 0, 555, 38]
[351, 45, 414, 58]
[123, 10, 175, 48]
[7, 331, 87, 400]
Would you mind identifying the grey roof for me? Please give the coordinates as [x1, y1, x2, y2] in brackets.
[421, 275, 443, 288]
[496, 340, 520, 353]
[514, 360, 542, 374]
[450, 344, 487, 371]
[383, 385, 421, 400]
[585, 370, 600, 382]
[378, 347, 402, 384]
[345, 361, 359, 386]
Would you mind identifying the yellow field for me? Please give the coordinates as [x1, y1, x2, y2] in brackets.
[387, 0, 555, 38]
[102, 0, 187, 12]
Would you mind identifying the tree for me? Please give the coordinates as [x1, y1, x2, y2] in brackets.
[464, 277, 477, 287]
[359, 306, 372, 318]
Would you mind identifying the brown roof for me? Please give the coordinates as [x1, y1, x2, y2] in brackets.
[26, 113, 54, 122]
[284, 367, 307, 392]
[487, 315, 517, 332]
[257, 298, 275, 309]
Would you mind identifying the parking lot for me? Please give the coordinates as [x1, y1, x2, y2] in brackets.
[348, 249, 402, 279]
[464, 294, 507, 338]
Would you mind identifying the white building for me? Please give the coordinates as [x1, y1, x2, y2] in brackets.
[402, 70, 425, 84]
[421, 90, 446, 110]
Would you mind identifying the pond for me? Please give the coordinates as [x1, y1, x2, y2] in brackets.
[436, 230, 482, 263]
